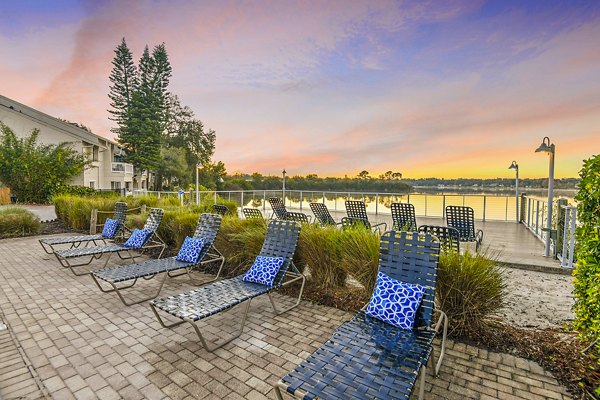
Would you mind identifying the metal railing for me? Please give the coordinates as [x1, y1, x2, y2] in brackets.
[111, 162, 134, 174]
[558, 205, 577, 269]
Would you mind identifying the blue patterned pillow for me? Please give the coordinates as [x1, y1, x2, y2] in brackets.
[176, 236, 206, 263]
[365, 271, 426, 330]
[242, 256, 285, 286]
[101, 218, 119, 239]
[123, 228, 150, 249]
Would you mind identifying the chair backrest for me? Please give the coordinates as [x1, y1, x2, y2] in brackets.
[192, 213, 222, 260]
[345, 200, 369, 220]
[341, 217, 372, 230]
[418, 225, 460, 252]
[140, 208, 164, 246]
[285, 212, 310, 224]
[212, 204, 230, 216]
[243, 208, 264, 220]
[310, 202, 336, 226]
[113, 202, 128, 225]
[259, 220, 301, 285]
[268, 197, 288, 219]
[445, 206, 476, 241]
[377, 231, 440, 328]
[390, 202, 417, 231]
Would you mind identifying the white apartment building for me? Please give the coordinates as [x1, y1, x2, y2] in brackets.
[0, 94, 148, 193]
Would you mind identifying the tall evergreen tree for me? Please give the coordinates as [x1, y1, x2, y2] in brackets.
[107, 38, 138, 135]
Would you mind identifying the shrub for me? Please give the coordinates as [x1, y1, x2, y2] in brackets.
[338, 227, 380, 293]
[56, 185, 102, 197]
[0, 207, 41, 238]
[573, 154, 600, 354]
[0, 123, 89, 203]
[297, 224, 347, 289]
[436, 249, 506, 336]
[0, 187, 10, 205]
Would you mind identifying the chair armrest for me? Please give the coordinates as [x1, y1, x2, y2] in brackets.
[433, 309, 449, 376]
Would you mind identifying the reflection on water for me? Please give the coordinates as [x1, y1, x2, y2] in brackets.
[231, 189, 575, 222]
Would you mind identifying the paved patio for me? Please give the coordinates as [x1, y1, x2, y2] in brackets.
[0, 235, 571, 399]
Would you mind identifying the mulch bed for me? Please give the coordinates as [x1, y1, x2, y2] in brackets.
[40, 219, 75, 235]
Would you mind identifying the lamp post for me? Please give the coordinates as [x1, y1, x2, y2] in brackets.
[535, 137, 555, 257]
[195, 163, 200, 205]
[508, 161, 519, 223]
[282, 169, 287, 201]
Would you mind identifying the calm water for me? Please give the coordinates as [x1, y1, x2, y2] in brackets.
[231, 188, 576, 221]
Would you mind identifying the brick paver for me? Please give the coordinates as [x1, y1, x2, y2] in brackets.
[0, 235, 571, 399]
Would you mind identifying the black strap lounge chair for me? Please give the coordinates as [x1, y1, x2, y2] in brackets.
[212, 204, 230, 216]
[90, 213, 224, 306]
[344, 200, 387, 233]
[284, 211, 311, 224]
[150, 220, 304, 352]
[268, 197, 289, 220]
[418, 225, 460, 252]
[242, 208, 264, 220]
[309, 202, 340, 226]
[391, 202, 417, 231]
[54, 208, 166, 276]
[275, 231, 447, 400]
[39, 202, 128, 254]
[445, 206, 484, 251]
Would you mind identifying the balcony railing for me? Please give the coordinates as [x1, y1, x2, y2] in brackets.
[111, 162, 134, 174]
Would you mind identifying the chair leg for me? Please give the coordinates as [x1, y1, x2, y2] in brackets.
[185, 299, 252, 352]
[418, 365, 426, 400]
[39, 240, 54, 254]
[111, 273, 169, 306]
[267, 273, 305, 315]
[150, 302, 187, 329]
[274, 383, 286, 400]
[90, 274, 138, 293]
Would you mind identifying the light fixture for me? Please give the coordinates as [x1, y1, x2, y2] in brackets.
[508, 161, 519, 223]
[534, 137, 555, 257]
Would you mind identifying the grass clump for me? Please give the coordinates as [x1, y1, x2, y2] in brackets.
[297, 224, 346, 289]
[436, 249, 507, 336]
[0, 207, 41, 238]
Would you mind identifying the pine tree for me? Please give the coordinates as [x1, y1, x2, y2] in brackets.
[107, 38, 138, 134]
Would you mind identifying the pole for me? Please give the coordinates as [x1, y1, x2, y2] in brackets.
[195, 164, 199, 205]
[515, 168, 519, 223]
[544, 148, 555, 257]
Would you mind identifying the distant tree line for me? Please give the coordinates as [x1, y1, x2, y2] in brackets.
[404, 177, 579, 189]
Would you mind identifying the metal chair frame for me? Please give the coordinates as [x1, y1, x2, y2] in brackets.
[268, 197, 289, 220]
[150, 220, 305, 352]
[90, 213, 224, 306]
[418, 225, 460, 252]
[391, 202, 418, 231]
[39, 202, 128, 254]
[275, 231, 447, 400]
[212, 204, 231, 216]
[309, 202, 340, 226]
[284, 211, 311, 224]
[344, 200, 387, 233]
[53, 208, 167, 276]
[242, 208, 264, 220]
[445, 206, 484, 251]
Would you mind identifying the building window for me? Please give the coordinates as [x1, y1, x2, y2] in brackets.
[89, 181, 95, 189]
[111, 181, 121, 190]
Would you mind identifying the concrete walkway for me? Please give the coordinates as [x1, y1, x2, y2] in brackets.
[0, 235, 572, 399]
[0, 205, 57, 222]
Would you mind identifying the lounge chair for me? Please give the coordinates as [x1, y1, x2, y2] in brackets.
[150, 220, 304, 351]
[391, 202, 417, 231]
[343, 200, 387, 233]
[275, 231, 447, 400]
[54, 208, 166, 276]
[212, 204, 230, 216]
[39, 202, 128, 254]
[90, 213, 224, 306]
[285, 211, 311, 224]
[445, 206, 484, 251]
[418, 225, 460, 252]
[268, 197, 289, 220]
[242, 208, 264, 220]
[309, 202, 341, 226]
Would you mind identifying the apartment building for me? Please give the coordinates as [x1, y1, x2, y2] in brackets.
[0, 94, 147, 193]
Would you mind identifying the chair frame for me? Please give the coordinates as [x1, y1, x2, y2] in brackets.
[53, 208, 167, 276]
[39, 202, 128, 254]
[309, 202, 340, 226]
[418, 225, 460, 252]
[149, 220, 305, 352]
[445, 206, 484, 251]
[242, 208, 264, 220]
[268, 197, 289, 220]
[284, 211, 311, 224]
[274, 231, 447, 400]
[90, 213, 224, 306]
[391, 202, 418, 231]
[212, 204, 230, 216]
[345, 200, 387, 233]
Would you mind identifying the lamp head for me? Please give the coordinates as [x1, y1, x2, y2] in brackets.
[535, 137, 554, 154]
[508, 161, 518, 170]
[282, 169, 287, 175]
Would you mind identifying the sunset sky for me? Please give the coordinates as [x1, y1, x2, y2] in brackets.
[1, 0, 599, 179]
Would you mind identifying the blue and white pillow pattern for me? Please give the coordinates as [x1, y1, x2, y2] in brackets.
[124, 228, 150, 249]
[176, 236, 206, 263]
[365, 271, 426, 330]
[242, 256, 285, 286]
[101, 218, 119, 239]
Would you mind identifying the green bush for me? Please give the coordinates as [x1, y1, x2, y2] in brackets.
[297, 224, 347, 289]
[0, 207, 41, 238]
[338, 227, 380, 293]
[573, 154, 600, 353]
[56, 185, 105, 197]
[436, 249, 506, 336]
